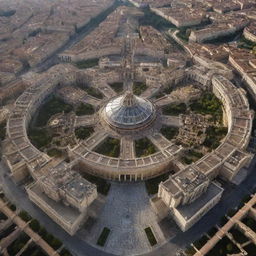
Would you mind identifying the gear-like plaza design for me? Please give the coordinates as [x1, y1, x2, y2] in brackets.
[1, 0, 256, 256]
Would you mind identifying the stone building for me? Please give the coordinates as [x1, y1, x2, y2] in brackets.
[158, 168, 223, 231]
[26, 163, 97, 235]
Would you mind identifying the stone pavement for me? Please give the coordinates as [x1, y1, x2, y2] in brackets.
[80, 182, 167, 256]
[120, 137, 135, 159]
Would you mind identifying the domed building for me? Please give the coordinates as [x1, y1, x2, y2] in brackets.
[102, 91, 156, 131]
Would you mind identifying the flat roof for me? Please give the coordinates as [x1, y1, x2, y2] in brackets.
[176, 182, 223, 220]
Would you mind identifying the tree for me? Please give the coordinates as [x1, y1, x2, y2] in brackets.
[51, 238, 62, 250]
[75, 103, 94, 116]
[38, 226, 47, 238]
[29, 219, 40, 233]
[19, 210, 32, 222]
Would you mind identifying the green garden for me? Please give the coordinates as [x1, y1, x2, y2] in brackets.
[75, 58, 99, 69]
[75, 127, 94, 140]
[135, 138, 157, 157]
[95, 137, 120, 158]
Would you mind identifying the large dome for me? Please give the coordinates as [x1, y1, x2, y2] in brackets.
[103, 91, 156, 130]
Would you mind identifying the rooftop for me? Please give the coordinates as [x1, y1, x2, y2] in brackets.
[103, 91, 156, 130]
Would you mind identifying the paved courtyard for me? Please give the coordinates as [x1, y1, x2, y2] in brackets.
[80, 182, 167, 255]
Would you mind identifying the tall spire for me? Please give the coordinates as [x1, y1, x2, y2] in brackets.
[122, 91, 136, 107]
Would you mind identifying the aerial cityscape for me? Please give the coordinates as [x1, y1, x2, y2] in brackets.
[0, 0, 256, 255]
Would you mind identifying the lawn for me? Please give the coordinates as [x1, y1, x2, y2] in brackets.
[190, 93, 223, 123]
[180, 149, 204, 165]
[160, 126, 178, 140]
[85, 87, 104, 99]
[133, 82, 147, 96]
[76, 83, 103, 99]
[35, 96, 73, 127]
[135, 138, 157, 157]
[47, 148, 63, 157]
[75, 58, 99, 69]
[144, 227, 157, 246]
[162, 103, 187, 116]
[97, 227, 111, 246]
[28, 128, 52, 149]
[95, 137, 120, 158]
[109, 82, 123, 93]
[203, 126, 228, 150]
[75, 103, 95, 116]
[75, 127, 94, 140]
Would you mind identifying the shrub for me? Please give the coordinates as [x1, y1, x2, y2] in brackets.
[75, 127, 94, 140]
[85, 87, 103, 99]
[109, 82, 123, 93]
[162, 103, 187, 116]
[35, 96, 73, 127]
[135, 138, 157, 157]
[50, 238, 62, 250]
[95, 137, 120, 158]
[38, 227, 47, 238]
[9, 204, 16, 211]
[60, 248, 73, 256]
[28, 128, 52, 149]
[97, 227, 110, 246]
[75, 103, 94, 116]
[29, 219, 40, 233]
[203, 126, 227, 149]
[144, 227, 157, 246]
[133, 82, 147, 96]
[190, 93, 223, 123]
[160, 126, 178, 140]
[75, 58, 99, 69]
[47, 148, 62, 157]
[19, 211, 32, 222]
